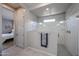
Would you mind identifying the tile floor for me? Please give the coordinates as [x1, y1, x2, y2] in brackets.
[2, 46, 49, 56]
[57, 44, 72, 56]
[1, 39, 49, 56]
[1, 39, 72, 56]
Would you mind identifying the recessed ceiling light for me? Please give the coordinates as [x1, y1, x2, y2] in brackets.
[43, 19, 56, 23]
[46, 8, 49, 10]
[59, 21, 64, 24]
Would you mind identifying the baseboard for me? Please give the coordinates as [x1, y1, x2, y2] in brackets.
[27, 47, 56, 56]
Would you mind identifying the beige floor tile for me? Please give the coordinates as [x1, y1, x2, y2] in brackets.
[2, 46, 49, 56]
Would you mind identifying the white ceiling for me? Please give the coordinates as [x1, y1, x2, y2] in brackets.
[24, 3, 41, 10]
[25, 3, 51, 10]
[22, 3, 71, 17]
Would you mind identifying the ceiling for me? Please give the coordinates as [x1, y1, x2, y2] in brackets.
[2, 3, 71, 18]
[24, 3, 42, 10]
[3, 3, 21, 10]
[22, 3, 71, 17]
[24, 3, 51, 10]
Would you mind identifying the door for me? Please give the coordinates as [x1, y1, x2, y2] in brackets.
[14, 8, 25, 48]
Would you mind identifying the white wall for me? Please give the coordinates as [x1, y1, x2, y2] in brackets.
[56, 23, 66, 45]
[27, 13, 65, 55]
[65, 16, 78, 56]
[24, 8, 38, 48]
[38, 14, 66, 45]
[65, 4, 79, 56]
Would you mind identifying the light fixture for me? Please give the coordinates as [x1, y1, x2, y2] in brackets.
[46, 8, 49, 10]
[43, 19, 56, 23]
[59, 21, 64, 24]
